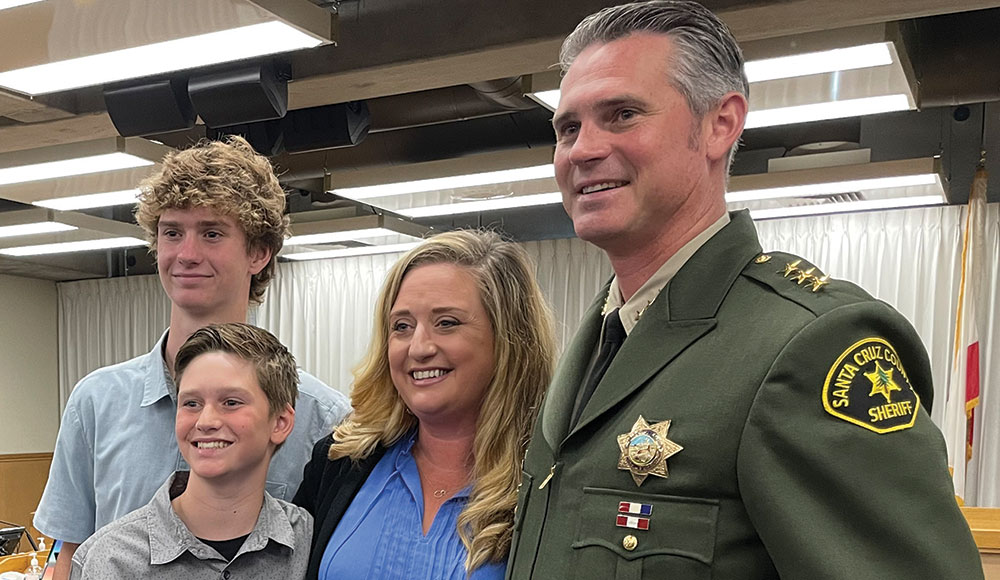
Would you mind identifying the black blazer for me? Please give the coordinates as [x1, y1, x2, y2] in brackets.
[293, 434, 388, 580]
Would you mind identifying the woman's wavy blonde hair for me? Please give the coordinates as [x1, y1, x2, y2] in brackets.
[330, 229, 556, 572]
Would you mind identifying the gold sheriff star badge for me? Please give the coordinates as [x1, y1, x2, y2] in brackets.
[617, 415, 683, 487]
[865, 360, 902, 403]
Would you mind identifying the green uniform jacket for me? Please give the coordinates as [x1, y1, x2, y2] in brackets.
[507, 211, 983, 580]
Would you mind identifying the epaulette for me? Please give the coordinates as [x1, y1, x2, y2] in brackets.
[741, 251, 873, 317]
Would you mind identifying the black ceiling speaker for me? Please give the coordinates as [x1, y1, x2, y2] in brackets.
[104, 78, 196, 137]
[209, 102, 371, 156]
[208, 120, 284, 157]
[279, 102, 371, 153]
[189, 61, 288, 128]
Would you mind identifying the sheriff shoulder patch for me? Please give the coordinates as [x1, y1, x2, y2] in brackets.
[822, 337, 920, 433]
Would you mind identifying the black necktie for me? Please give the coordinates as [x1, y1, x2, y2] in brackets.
[572, 308, 627, 426]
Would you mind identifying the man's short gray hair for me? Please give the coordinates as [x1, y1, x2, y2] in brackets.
[560, 1, 748, 161]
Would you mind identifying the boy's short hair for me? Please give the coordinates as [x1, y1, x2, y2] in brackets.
[135, 136, 290, 305]
[174, 323, 298, 416]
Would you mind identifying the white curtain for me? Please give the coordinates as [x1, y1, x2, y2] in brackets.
[521, 237, 613, 347]
[257, 252, 413, 393]
[58, 275, 171, 408]
[56, 205, 998, 504]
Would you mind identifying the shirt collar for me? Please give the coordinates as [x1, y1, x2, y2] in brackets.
[604, 213, 730, 335]
[141, 329, 175, 407]
[147, 472, 299, 566]
[147, 473, 204, 565]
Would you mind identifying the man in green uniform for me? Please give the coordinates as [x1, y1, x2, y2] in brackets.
[506, 2, 984, 578]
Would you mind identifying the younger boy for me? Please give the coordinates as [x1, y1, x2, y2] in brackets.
[70, 323, 311, 579]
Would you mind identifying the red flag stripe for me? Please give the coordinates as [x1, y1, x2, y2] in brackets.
[966, 342, 980, 407]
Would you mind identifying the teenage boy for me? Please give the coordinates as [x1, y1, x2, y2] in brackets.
[35, 137, 350, 580]
[71, 323, 311, 579]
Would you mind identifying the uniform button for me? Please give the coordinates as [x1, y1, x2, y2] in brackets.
[623, 535, 638, 551]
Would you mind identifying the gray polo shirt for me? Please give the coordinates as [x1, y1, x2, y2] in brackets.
[70, 473, 312, 580]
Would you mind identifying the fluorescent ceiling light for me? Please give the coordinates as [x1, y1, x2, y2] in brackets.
[287, 212, 429, 250]
[749, 194, 945, 220]
[529, 37, 915, 129]
[728, 157, 945, 219]
[0, 153, 153, 186]
[400, 192, 562, 218]
[532, 91, 911, 129]
[0, 164, 157, 208]
[332, 165, 555, 200]
[0, 21, 323, 95]
[0, 221, 76, 239]
[727, 173, 938, 203]
[744, 43, 893, 83]
[0, 236, 147, 256]
[0, 137, 168, 188]
[528, 90, 560, 111]
[744, 94, 910, 129]
[532, 43, 898, 112]
[34, 188, 141, 211]
[0, 0, 44, 10]
[285, 227, 421, 246]
[284, 242, 421, 261]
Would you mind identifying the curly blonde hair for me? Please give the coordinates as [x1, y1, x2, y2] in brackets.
[330, 230, 556, 572]
[135, 136, 289, 305]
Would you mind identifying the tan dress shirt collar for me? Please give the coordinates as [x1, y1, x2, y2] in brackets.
[604, 213, 730, 335]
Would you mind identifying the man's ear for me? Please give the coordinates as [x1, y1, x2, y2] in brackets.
[705, 91, 747, 162]
[248, 244, 272, 276]
[270, 404, 295, 446]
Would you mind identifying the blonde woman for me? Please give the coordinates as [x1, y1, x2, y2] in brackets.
[294, 230, 556, 579]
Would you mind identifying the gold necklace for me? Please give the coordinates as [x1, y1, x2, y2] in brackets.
[413, 443, 469, 499]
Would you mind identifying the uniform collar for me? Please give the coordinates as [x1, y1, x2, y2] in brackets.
[604, 212, 730, 334]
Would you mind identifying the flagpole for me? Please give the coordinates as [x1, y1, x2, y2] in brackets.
[943, 150, 987, 505]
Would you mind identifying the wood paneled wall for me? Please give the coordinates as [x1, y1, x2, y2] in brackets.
[0, 453, 51, 545]
[963, 507, 1000, 579]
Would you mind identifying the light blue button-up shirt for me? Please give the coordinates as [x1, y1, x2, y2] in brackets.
[319, 432, 505, 580]
[35, 330, 351, 544]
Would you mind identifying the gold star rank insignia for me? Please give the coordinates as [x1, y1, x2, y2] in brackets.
[809, 275, 830, 292]
[781, 259, 802, 278]
[794, 267, 816, 285]
[865, 360, 902, 402]
[617, 415, 683, 487]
